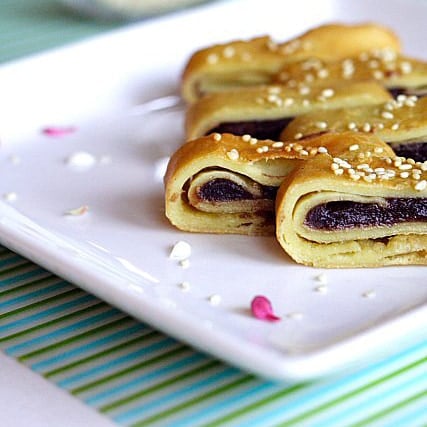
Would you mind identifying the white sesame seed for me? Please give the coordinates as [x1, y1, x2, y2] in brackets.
[208, 294, 221, 305]
[317, 146, 328, 154]
[256, 147, 264, 154]
[373, 70, 384, 80]
[362, 123, 372, 132]
[399, 61, 413, 74]
[398, 164, 412, 170]
[317, 69, 329, 79]
[381, 111, 394, 119]
[350, 174, 361, 181]
[299, 86, 310, 95]
[294, 133, 303, 140]
[315, 121, 328, 129]
[207, 53, 219, 64]
[300, 150, 309, 156]
[414, 180, 427, 191]
[226, 149, 239, 161]
[3, 192, 17, 202]
[349, 144, 360, 151]
[223, 46, 235, 58]
[374, 147, 384, 154]
[334, 168, 344, 175]
[321, 88, 334, 98]
[331, 163, 339, 170]
[391, 123, 400, 131]
[250, 138, 258, 145]
[272, 141, 284, 148]
[242, 134, 251, 142]
[170, 241, 191, 261]
[284, 97, 294, 107]
[212, 133, 222, 141]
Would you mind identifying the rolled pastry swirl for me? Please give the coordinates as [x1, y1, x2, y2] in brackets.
[280, 96, 427, 161]
[182, 23, 400, 102]
[275, 133, 427, 267]
[164, 133, 395, 235]
[186, 82, 391, 140]
[274, 52, 427, 99]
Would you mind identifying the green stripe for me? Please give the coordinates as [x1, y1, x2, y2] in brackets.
[0, 301, 106, 344]
[100, 359, 221, 413]
[131, 375, 256, 427]
[349, 389, 427, 427]
[72, 343, 188, 395]
[18, 314, 132, 362]
[0, 288, 84, 320]
[204, 383, 307, 427]
[277, 356, 427, 426]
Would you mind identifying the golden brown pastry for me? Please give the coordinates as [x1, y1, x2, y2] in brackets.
[186, 82, 391, 140]
[274, 51, 427, 98]
[164, 133, 395, 235]
[281, 96, 427, 161]
[182, 23, 401, 102]
[275, 132, 427, 268]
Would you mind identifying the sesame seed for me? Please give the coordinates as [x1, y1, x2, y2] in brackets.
[226, 149, 239, 160]
[294, 132, 303, 140]
[400, 61, 413, 74]
[350, 174, 361, 181]
[373, 70, 384, 80]
[391, 123, 400, 131]
[223, 46, 235, 58]
[315, 121, 328, 129]
[331, 163, 339, 170]
[349, 144, 360, 151]
[180, 259, 190, 269]
[299, 86, 310, 95]
[317, 69, 329, 78]
[208, 294, 221, 305]
[300, 149, 309, 156]
[362, 123, 372, 132]
[398, 164, 412, 170]
[334, 168, 344, 175]
[3, 192, 17, 202]
[207, 53, 219, 64]
[242, 134, 251, 142]
[284, 97, 294, 107]
[374, 147, 384, 154]
[212, 133, 222, 141]
[347, 122, 357, 130]
[317, 147, 328, 154]
[272, 141, 284, 148]
[250, 137, 258, 145]
[321, 88, 334, 98]
[381, 111, 394, 119]
[414, 180, 427, 191]
[256, 147, 264, 154]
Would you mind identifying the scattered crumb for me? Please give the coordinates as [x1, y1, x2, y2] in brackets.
[362, 290, 376, 299]
[179, 281, 191, 292]
[169, 241, 191, 261]
[208, 294, 221, 305]
[315, 273, 328, 285]
[286, 312, 304, 320]
[65, 151, 96, 170]
[314, 285, 328, 294]
[179, 259, 190, 269]
[3, 192, 17, 202]
[64, 205, 89, 216]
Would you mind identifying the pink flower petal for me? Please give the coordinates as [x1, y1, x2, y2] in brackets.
[251, 295, 281, 321]
[42, 126, 76, 137]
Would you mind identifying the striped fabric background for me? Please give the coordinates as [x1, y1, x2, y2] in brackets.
[1, 245, 427, 426]
[0, 1, 426, 425]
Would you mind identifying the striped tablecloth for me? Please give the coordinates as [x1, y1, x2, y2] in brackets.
[1, 1, 426, 426]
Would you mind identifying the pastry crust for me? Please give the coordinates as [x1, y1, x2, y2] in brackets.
[274, 52, 427, 96]
[186, 82, 391, 140]
[280, 96, 427, 160]
[275, 133, 427, 267]
[182, 23, 401, 102]
[164, 133, 394, 235]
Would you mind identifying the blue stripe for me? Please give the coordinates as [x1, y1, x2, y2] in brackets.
[241, 339, 427, 427]
[0, 267, 47, 286]
[6, 308, 121, 356]
[0, 254, 26, 269]
[0, 293, 96, 337]
[61, 337, 178, 389]
[85, 353, 208, 407]
[0, 280, 70, 309]
[31, 322, 146, 372]
[114, 367, 241, 425]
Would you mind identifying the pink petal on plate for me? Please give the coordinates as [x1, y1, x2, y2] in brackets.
[41, 126, 76, 137]
[250, 295, 281, 321]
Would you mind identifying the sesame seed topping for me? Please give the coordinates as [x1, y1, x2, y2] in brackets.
[315, 121, 328, 129]
[250, 137, 258, 145]
[349, 144, 360, 151]
[362, 290, 376, 299]
[223, 46, 235, 58]
[374, 147, 384, 154]
[362, 123, 372, 133]
[391, 123, 400, 131]
[414, 180, 427, 191]
[400, 171, 410, 178]
[381, 111, 394, 119]
[317, 146, 328, 154]
[207, 53, 219, 64]
[334, 168, 344, 175]
[272, 141, 284, 148]
[179, 281, 191, 291]
[226, 149, 239, 160]
[294, 132, 303, 140]
[321, 88, 334, 98]
[300, 149, 309, 156]
[398, 164, 412, 171]
[208, 294, 221, 305]
[212, 133, 222, 141]
[242, 134, 251, 142]
[347, 122, 357, 130]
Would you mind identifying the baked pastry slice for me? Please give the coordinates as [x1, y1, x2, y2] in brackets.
[275, 51, 427, 99]
[186, 82, 391, 140]
[182, 23, 400, 102]
[164, 133, 389, 235]
[281, 96, 427, 161]
[275, 133, 427, 267]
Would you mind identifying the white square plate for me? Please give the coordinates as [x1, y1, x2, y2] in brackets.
[0, 0, 426, 380]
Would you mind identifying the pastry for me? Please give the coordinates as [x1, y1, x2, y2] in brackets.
[281, 96, 427, 161]
[164, 132, 395, 235]
[275, 132, 427, 267]
[182, 23, 400, 102]
[275, 51, 427, 99]
[186, 82, 391, 140]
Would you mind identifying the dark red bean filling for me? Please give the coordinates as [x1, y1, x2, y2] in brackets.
[388, 87, 426, 99]
[198, 178, 277, 202]
[305, 198, 427, 230]
[389, 142, 427, 162]
[207, 117, 294, 140]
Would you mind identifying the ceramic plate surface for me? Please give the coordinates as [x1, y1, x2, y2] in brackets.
[0, 0, 426, 380]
